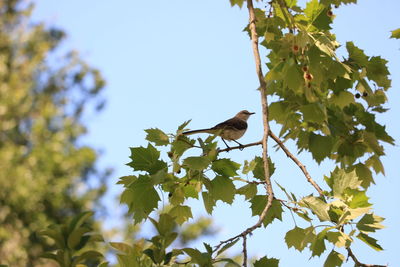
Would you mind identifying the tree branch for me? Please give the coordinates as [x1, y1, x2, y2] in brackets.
[242, 235, 247, 267]
[218, 140, 262, 152]
[268, 130, 324, 196]
[214, 0, 275, 258]
[346, 247, 387, 267]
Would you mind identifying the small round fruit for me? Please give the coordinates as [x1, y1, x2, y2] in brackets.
[327, 10, 333, 17]
[293, 45, 300, 53]
[302, 65, 308, 72]
[304, 72, 313, 81]
[355, 93, 361, 98]
[363, 92, 368, 97]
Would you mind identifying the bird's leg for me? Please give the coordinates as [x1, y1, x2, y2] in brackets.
[221, 138, 231, 150]
[233, 140, 244, 151]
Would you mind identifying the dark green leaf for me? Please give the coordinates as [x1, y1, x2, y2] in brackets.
[356, 213, 385, 233]
[127, 144, 167, 174]
[211, 158, 240, 177]
[300, 103, 326, 124]
[202, 191, 216, 214]
[254, 256, 279, 267]
[356, 232, 383, 251]
[209, 176, 236, 204]
[323, 250, 344, 267]
[183, 156, 211, 171]
[250, 196, 283, 226]
[308, 133, 333, 163]
[169, 205, 193, 224]
[237, 183, 257, 200]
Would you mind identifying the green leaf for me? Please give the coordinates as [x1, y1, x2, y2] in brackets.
[354, 163, 374, 188]
[325, 168, 361, 198]
[346, 41, 368, 66]
[183, 156, 211, 171]
[120, 175, 160, 223]
[183, 248, 212, 266]
[310, 230, 327, 257]
[127, 144, 167, 174]
[229, 0, 245, 8]
[356, 232, 383, 251]
[283, 59, 303, 93]
[253, 256, 279, 267]
[356, 213, 385, 233]
[308, 133, 333, 163]
[300, 196, 330, 221]
[252, 156, 275, 180]
[390, 28, 400, 39]
[110, 242, 134, 254]
[154, 213, 176, 235]
[329, 91, 355, 108]
[323, 250, 344, 267]
[68, 211, 93, 233]
[74, 250, 103, 264]
[67, 226, 91, 249]
[285, 227, 312, 251]
[300, 103, 326, 124]
[145, 128, 169, 146]
[237, 183, 257, 200]
[326, 231, 351, 247]
[169, 205, 193, 224]
[211, 158, 240, 177]
[216, 238, 239, 256]
[250, 196, 283, 226]
[366, 56, 391, 89]
[209, 176, 236, 204]
[202, 191, 216, 214]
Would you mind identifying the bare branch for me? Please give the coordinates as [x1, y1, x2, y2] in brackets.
[269, 130, 324, 196]
[218, 140, 262, 152]
[214, 0, 275, 258]
[242, 235, 247, 267]
[346, 247, 387, 267]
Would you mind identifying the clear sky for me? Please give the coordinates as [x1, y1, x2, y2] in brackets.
[33, 0, 400, 266]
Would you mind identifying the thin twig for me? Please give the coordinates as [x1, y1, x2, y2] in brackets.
[218, 141, 262, 152]
[346, 247, 387, 267]
[268, 130, 324, 196]
[242, 235, 247, 267]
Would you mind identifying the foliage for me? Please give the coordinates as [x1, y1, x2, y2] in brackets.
[0, 0, 107, 265]
[38, 0, 395, 266]
[39, 212, 107, 267]
[115, 0, 394, 266]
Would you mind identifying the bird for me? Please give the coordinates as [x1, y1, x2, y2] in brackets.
[182, 110, 255, 149]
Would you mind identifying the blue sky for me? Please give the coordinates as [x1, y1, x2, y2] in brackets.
[33, 0, 400, 266]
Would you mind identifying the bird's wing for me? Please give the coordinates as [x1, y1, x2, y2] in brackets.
[212, 118, 247, 131]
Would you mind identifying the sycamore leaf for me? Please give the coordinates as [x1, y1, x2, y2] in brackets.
[357, 233, 383, 251]
[390, 28, 400, 39]
[300, 103, 326, 124]
[354, 163, 374, 188]
[127, 144, 167, 174]
[236, 183, 257, 200]
[300, 196, 330, 222]
[169, 205, 193, 225]
[183, 248, 212, 266]
[202, 192, 216, 214]
[183, 156, 211, 171]
[145, 128, 169, 146]
[310, 229, 327, 257]
[229, 0, 245, 8]
[324, 250, 344, 267]
[326, 231, 351, 247]
[308, 133, 333, 163]
[254, 256, 279, 267]
[252, 156, 276, 180]
[329, 91, 355, 108]
[250, 196, 283, 226]
[120, 175, 160, 224]
[325, 168, 361, 198]
[211, 158, 240, 177]
[366, 56, 391, 89]
[356, 213, 385, 233]
[346, 41, 368, 66]
[285, 227, 315, 251]
[209, 176, 236, 204]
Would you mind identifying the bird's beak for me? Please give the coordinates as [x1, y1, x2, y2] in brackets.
[250, 112, 255, 115]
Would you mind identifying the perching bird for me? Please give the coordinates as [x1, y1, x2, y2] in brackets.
[182, 110, 255, 148]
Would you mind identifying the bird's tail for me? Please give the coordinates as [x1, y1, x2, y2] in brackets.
[182, 128, 213, 135]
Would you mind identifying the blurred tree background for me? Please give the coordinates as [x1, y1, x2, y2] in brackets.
[0, 0, 108, 265]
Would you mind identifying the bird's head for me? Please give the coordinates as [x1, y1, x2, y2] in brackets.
[236, 110, 255, 121]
